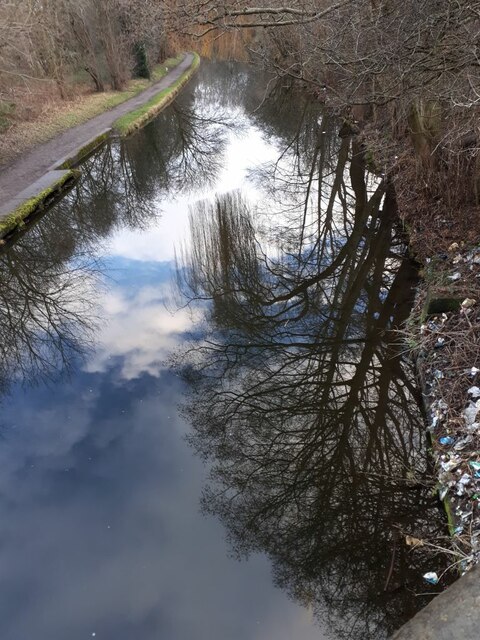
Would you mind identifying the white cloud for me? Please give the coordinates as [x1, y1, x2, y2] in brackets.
[85, 285, 198, 380]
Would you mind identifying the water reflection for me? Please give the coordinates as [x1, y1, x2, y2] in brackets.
[0, 227, 98, 396]
[176, 116, 449, 638]
[0, 60, 449, 640]
[0, 93, 231, 400]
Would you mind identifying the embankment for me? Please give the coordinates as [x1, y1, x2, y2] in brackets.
[0, 52, 200, 239]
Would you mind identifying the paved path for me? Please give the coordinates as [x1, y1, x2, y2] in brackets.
[0, 53, 194, 204]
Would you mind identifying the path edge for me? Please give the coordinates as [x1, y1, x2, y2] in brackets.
[113, 52, 200, 137]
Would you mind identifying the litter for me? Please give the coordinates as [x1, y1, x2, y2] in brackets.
[439, 436, 454, 445]
[468, 386, 480, 398]
[439, 485, 449, 500]
[454, 435, 473, 450]
[448, 272, 461, 281]
[464, 401, 480, 426]
[423, 572, 439, 584]
[441, 457, 461, 472]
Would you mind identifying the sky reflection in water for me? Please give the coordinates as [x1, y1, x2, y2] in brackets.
[0, 64, 326, 640]
[0, 61, 448, 640]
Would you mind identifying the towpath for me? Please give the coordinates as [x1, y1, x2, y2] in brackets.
[0, 53, 195, 205]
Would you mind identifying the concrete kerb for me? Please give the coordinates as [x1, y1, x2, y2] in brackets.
[53, 128, 112, 171]
[0, 170, 78, 239]
[0, 53, 200, 239]
[390, 562, 480, 639]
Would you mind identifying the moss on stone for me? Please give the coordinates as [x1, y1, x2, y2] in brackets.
[58, 132, 109, 169]
[0, 170, 79, 236]
[443, 497, 456, 537]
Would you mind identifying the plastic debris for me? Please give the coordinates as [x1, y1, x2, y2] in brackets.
[439, 485, 449, 500]
[463, 401, 480, 426]
[466, 421, 480, 433]
[456, 473, 472, 496]
[454, 435, 473, 450]
[448, 272, 461, 281]
[417, 288, 480, 578]
[441, 457, 461, 472]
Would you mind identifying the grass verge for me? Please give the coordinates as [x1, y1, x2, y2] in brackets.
[114, 53, 200, 137]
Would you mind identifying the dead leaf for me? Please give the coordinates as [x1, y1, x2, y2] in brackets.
[405, 535, 424, 547]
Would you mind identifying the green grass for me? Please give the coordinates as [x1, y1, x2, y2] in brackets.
[0, 100, 15, 133]
[114, 53, 200, 137]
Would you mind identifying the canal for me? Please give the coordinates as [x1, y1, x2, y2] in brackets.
[0, 61, 450, 639]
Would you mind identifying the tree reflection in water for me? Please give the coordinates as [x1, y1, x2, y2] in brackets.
[175, 115, 451, 639]
[0, 95, 230, 398]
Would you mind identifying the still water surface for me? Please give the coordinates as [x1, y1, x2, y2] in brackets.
[0, 62, 448, 640]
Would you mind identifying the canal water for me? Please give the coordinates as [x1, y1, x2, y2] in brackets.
[0, 62, 449, 639]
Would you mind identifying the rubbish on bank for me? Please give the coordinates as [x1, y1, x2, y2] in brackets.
[423, 572, 439, 584]
[464, 401, 480, 426]
[454, 435, 473, 450]
[439, 436, 454, 445]
[448, 272, 461, 281]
